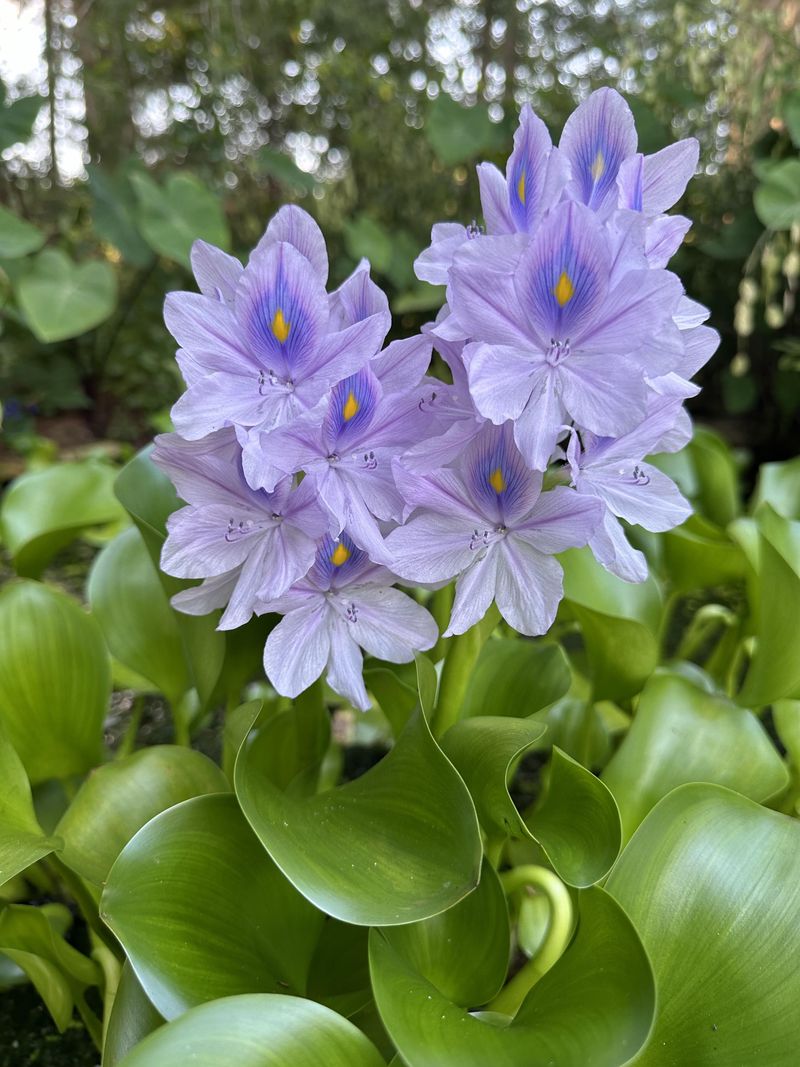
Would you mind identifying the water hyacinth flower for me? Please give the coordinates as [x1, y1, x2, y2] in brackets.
[152, 429, 328, 628]
[387, 424, 603, 636]
[165, 206, 390, 440]
[452, 199, 684, 470]
[260, 533, 438, 710]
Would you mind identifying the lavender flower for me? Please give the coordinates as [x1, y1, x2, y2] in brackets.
[387, 424, 602, 636]
[259, 533, 438, 710]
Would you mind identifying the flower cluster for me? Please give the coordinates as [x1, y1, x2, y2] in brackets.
[155, 88, 717, 709]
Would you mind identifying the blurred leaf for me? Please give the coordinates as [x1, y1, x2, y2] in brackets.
[561, 547, 661, 701]
[607, 784, 800, 1065]
[0, 903, 99, 1032]
[0, 93, 42, 152]
[783, 90, 800, 147]
[130, 171, 230, 269]
[235, 703, 483, 925]
[754, 159, 800, 230]
[257, 147, 317, 191]
[0, 460, 126, 578]
[392, 283, 446, 314]
[57, 745, 229, 885]
[370, 886, 654, 1066]
[460, 639, 571, 719]
[425, 96, 505, 166]
[603, 670, 788, 841]
[662, 514, 747, 591]
[0, 581, 108, 783]
[738, 505, 800, 705]
[751, 456, 800, 519]
[102, 794, 323, 1019]
[0, 205, 45, 258]
[16, 248, 118, 342]
[0, 725, 57, 887]
[343, 216, 394, 275]
[626, 97, 670, 154]
[103, 960, 164, 1067]
[688, 428, 740, 527]
[114, 445, 180, 561]
[380, 861, 510, 1007]
[88, 165, 153, 267]
[116, 994, 385, 1067]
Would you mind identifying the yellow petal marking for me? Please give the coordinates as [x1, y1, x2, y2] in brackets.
[591, 150, 605, 181]
[517, 170, 526, 205]
[554, 271, 574, 307]
[489, 467, 506, 493]
[330, 542, 351, 567]
[271, 308, 291, 343]
[342, 391, 359, 421]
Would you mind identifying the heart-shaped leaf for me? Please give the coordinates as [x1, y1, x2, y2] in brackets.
[56, 745, 229, 885]
[460, 639, 571, 719]
[0, 204, 45, 258]
[603, 670, 788, 841]
[0, 581, 108, 783]
[130, 171, 230, 269]
[16, 248, 117, 342]
[1, 460, 126, 578]
[0, 725, 57, 887]
[102, 794, 323, 1019]
[755, 159, 800, 230]
[235, 702, 482, 925]
[0, 93, 42, 152]
[370, 886, 654, 1067]
[607, 784, 800, 1064]
[117, 994, 385, 1067]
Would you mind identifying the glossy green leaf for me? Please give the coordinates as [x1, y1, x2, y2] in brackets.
[0, 903, 99, 1031]
[425, 95, 506, 165]
[0, 725, 57, 886]
[603, 670, 788, 841]
[561, 547, 661, 701]
[460, 639, 571, 719]
[382, 861, 510, 1007]
[236, 705, 482, 925]
[305, 919, 372, 1018]
[56, 745, 229, 885]
[88, 164, 154, 267]
[687, 428, 741, 527]
[114, 445, 180, 554]
[117, 994, 385, 1067]
[130, 171, 230, 269]
[751, 455, 800, 519]
[738, 505, 800, 705]
[363, 666, 419, 738]
[370, 886, 654, 1067]
[16, 248, 118, 342]
[0, 93, 42, 152]
[0, 460, 126, 578]
[102, 794, 323, 1019]
[0, 581, 108, 783]
[755, 159, 800, 229]
[662, 514, 746, 591]
[608, 784, 800, 1064]
[0, 204, 45, 258]
[773, 699, 800, 765]
[103, 960, 164, 1067]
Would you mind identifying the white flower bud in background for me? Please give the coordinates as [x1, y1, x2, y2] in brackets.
[739, 277, 759, 304]
[783, 249, 800, 280]
[765, 303, 785, 329]
[734, 301, 754, 337]
[731, 352, 750, 377]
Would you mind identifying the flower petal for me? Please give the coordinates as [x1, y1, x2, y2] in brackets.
[326, 618, 370, 710]
[477, 163, 514, 234]
[495, 538, 564, 636]
[190, 241, 243, 305]
[264, 601, 331, 698]
[514, 485, 602, 554]
[252, 204, 329, 284]
[386, 512, 477, 584]
[446, 549, 500, 636]
[506, 104, 568, 233]
[344, 586, 438, 662]
[559, 87, 637, 215]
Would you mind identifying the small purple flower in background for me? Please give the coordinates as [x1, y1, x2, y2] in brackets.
[566, 398, 691, 583]
[153, 429, 328, 628]
[165, 206, 390, 440]
[259, 533, 438, 710]
[388, 424, 602, 636]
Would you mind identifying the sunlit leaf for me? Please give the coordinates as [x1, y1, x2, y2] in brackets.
[0, 93, 42, 152]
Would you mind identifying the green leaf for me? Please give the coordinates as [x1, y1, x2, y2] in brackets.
[102, 794, 323, 1019]
[305, 919, 372, 1018]
[87, 526, 222, 709]
[343, 216, 394, 276]
[607, 784, 800, 1064]
[117, 994, 385, 1067]
[381, 860, 510, 1007]
[561, 547, 661, 701]
[88, 165, 154, 267]
[738, 505, 800, 705]
[603, 670, 788, 841]
[235, 704, 483, 925]
[783, 89, 800, 147]
[103, 960, 164, 1067]
[0, 94, 42, 152]
[425, 95, 506, 166]
[460, 639, 571, 719]
[661, 514, 747, 591]
[0, 725, 57, 887]
[1, 460, 126, 578]
[0, 903, 99, 1031]
[0, 204, 45, 258]
[56, 745, 229, 885]
[687, 428, 741, 527]
[16, 248, 118, 342]
[755, 159, 800, 230]
[392, 283, 446, 314]
[130, 171, 230, 269]
[751, 456, 800, 519]
[0, 581, 108, 783]
[257, 147, 317, 191]
[370, 886, 654, 1066]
